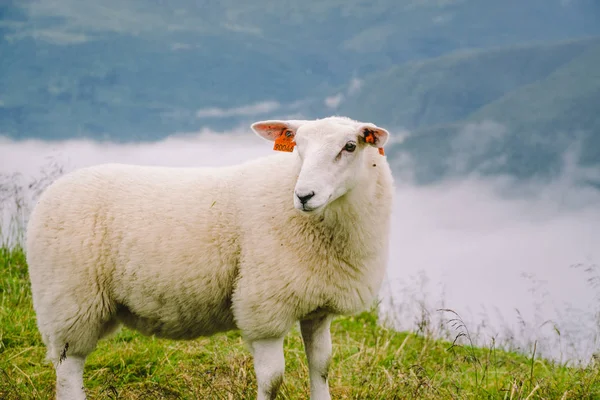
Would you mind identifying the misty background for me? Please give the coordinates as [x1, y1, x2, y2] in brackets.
[1, 0, 599, 363]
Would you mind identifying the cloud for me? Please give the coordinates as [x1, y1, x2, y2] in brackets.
[170, 42, 197, 51]
[382, 136, 600, 362]
[6, 28, 90, 45]
[407, 0, 465, 8]
[382, 171, 600, 362]
[347, 78, 363, 95]
[196, 101, 281, 119]
[0, 128, 271, 179]
[322, 78, 364, 109]
[446, 120, 509, 174]
[222, 23, 262, 35]
[324, 94, 344, 109]
[432, 13, 455, 24]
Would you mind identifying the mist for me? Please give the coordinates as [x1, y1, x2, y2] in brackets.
[1, 129, 598, 364]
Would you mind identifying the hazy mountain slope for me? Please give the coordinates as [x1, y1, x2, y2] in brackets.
[336, 37, 599, 130]
[467, 41, 600, 171]
[378, 42, 600, 183]
[1, 0, 600, 140]
[0, 34, 327, 140]
[467, 41, 600, 135]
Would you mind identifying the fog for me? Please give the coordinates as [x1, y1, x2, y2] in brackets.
[1, 129, 598, 363]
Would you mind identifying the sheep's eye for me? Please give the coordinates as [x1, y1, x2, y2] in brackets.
[344, 141, 357, 152]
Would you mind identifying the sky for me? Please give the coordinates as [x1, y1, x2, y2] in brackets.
[1, 127, 599, 363]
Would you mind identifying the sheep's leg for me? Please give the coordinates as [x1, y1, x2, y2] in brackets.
[55, 354, 87, 400]
[249, 336, 286, 400]
[300, 315, 333, 400]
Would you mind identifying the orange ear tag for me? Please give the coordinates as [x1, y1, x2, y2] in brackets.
[273, 130, 295, 152]
[365, 131, 375, 144]
[364, 130, 385, 156]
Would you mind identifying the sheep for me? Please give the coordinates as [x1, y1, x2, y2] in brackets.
[26, 116, 395, 400]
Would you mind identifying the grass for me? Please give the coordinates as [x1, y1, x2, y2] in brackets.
[1, 245, 599, 399]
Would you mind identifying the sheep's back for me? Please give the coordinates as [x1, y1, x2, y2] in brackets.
[26, 163, 243, 338]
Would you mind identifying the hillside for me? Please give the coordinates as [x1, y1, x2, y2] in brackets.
[337, 37, 600, 183]
[1, 245, 599, 399]
[337, 37, 599, 130]
[1, 0, 600, 141]
[467, 42, 600, 169]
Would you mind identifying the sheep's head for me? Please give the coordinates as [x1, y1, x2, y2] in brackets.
[252, 116, 389, 213]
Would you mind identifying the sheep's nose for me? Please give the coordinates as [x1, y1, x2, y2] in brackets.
[296, 191, 315, 205]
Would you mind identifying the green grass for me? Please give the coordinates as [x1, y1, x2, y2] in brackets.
[1, 245, 599, 399]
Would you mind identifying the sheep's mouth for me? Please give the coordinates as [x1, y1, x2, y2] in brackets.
[298, 199, 329, 213]
[294, 201, 321, 213]
[294, 194, 331, 213]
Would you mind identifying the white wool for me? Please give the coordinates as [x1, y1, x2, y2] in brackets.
[26, 116, 394, 399]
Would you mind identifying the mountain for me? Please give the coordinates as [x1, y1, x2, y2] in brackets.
[334, 37, 600, 182]
[1, 0, 599, 184]
[1, 0, 600, 140]
[337, 37, 600, 183]
[336, 38, 599, 130]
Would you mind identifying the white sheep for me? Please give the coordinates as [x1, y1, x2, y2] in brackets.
[26, 116, 394, 400]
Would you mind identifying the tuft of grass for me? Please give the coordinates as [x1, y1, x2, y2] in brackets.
[1, 246, 599, 399]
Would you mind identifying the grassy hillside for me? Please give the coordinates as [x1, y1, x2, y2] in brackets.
[1, 245, 599, 399]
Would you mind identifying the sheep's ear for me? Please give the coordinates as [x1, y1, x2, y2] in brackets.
[251, 120, 306, 141]
[251, 120, 308, 152]
[359, 124, 389, 155]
